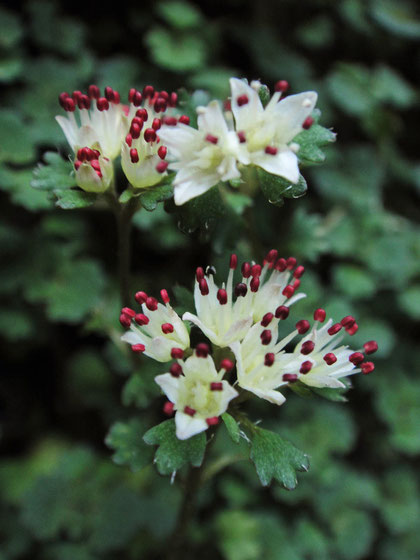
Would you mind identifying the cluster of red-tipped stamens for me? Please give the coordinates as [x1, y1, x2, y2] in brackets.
[59, 86, 121, 112]
[73, 147, 107, 178]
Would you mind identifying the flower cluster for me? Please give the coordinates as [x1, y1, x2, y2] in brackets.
[119, 250, 377, 440]
[159, 78, 318, 205]
[56, 85, 189, 193]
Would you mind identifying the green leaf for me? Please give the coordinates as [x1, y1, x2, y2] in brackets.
[0, 7, 23, 50]
[118, 187, 136, 204]
[222, 413, 241, 444]
[157, 1, 203, 29]
[54, 189, 97, 210]
[249, 427, 309, 488]
[143, 419, 207, 476]
[224, 191, 253, 215]
[138, 180, 174, 211]
[215, 510, 262, 560]
[257, 84, 271, 107]
[371, 0, 420, 39]
[172, 284, 195, 316]
[257, 168, 308, 207]
[398, 285, 420, 319]
[0, 110, 36, 164]
[294, 111, 336, 165]
[32, 152, 76, 191]
[311, 385, 350, 402]
[106, 419, 153, 472]
[146, 28, 207, 72]
[173, 185, 225, 235]
[333, 264, 376, 299]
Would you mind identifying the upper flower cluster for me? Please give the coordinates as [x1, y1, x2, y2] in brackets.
[56, 85, 189, 193]
[159, 78, 318, 205]
[119, 250, 377, 439]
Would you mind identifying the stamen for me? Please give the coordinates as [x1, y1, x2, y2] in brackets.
[220, 359, 234, 371]
[275, 80, 289, 92]
[217, 289, 228, 305]
[293, 266, 305, 279]
[163, 116, 178, 126]
[323, 353, 337, 365]
[282, 285, 295, 298]
[135, 291, 148, 304]
[237, 131, 246, 143]
[341, 316, 356, 328]
[184, 406, 196, 416]
[236, 94, 249, 106]
[296, 320, 310, 334]
[346, 323, 358, 335]
[302, 116, 314, 130]
[265, 249, 278, 264]
[361, 362, 374, 375]
[146, 297, 158, 311]
[264, 353, 275, 366]
[241, 262, 251, 278]
[171, 348, 184, 359]
[96, 97, 109, 111]
[261, 313, 274, 327]
[178, 115, 190, 125]
[210, 382, 223, 391]
[160, 289, 170, 304]
[260, 330, 272, 345]
[135, 313, 149, 325]
[136, 108, 148, 120]
[328, 323, 342, 335]
[283, 373, 298, 382]
[205, 134, 218, 144]
[158, 146, 167, 159]
[132, 344, 145, 353]
[161, 323, 174, 334]
[265, 146, 278, 155]
[275, 258, 287, 271]
[170, 363, 183, 377]
[130, 149, 139, 163]
[234, 283, 247, 297]
[301, 341, 315, 355]
[59, 92, 69, 108]
[143, 85, 154, 98]
[292, 279, 301, 290]
[349, 352, 364, 365]
[196, 343, 210, 357]
[196, 267, 205, 281]
[300, 361, 312, 374]
[275, 305, 289, 320]
[163, 401, 174, 415]
[286, 257, 297, 269]
[88, 85, 100, 99]
[125, 133, 133, 147]
[251, 264, 262, 277]
[230, 254, 238, 269]
[250, 277, 260, 292]
[64, 98, 76, 112]
[156, 161, 168, 173]
[121, 307, 136, 317]
[206, 417, 219, 426]
[199, 279, 209, 295]
[152, 118, 162, 130]
[144, 128, 157, 142]
[169, 92, 178, 107]
[104, 86, 114, 102]
[119, 314, 131, 328]
[314, 308, 326, 322]
[363, 341, 378, 355]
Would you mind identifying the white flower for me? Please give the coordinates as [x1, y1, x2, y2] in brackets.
[159, 100, 249, 205]
[182, 250, 306, 348]
[155, 345, 238, 439]
[73, 147, 113, 193]
[120, 289, 190, 362]
[231, 308, 377, 405]
[229, 78, 317, 184]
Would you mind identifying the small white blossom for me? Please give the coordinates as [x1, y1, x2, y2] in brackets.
[155, 346, 238, 439]
[182, 250, 306, 348]
[120, 290, 190, 363]
[73, 148, 113, 193]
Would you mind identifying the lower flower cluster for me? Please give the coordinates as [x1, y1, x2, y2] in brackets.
[119, 249, 377, 439]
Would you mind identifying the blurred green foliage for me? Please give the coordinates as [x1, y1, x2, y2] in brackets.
[1, 0, 420, 558]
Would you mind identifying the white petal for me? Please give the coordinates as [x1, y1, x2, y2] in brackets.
[223, 316, 253, 345]
[182, 312, 220, 347]
[146, 337, 173, 362]
[121, 331, 145, 345]
[175, 412, 208, 440]
[229, 78, 263, 131]
[155, 373, 180, 403]
[174, 175, 218, 205]
[219, 381, 239, 410]
[274, 91, 318, 143]
[240, 384, 286, 406]
[183, 354, 218, 378]
[55, 116, 77, 151]
[252, 149, 300, 183]
[197, 100, 229, 135]
[302, 375, 346, 389]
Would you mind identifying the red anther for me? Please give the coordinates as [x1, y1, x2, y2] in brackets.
[349, 352, 364, 365]
[300, 361, 312, 374]
[361, 362, 375, 375]
[205, 134, 218, 144]
[328, 323, 342, 336]
[136, 108, 148, 120]
[292, 279, 301, 289]
[163, 401, 174, 416]
[282, 285, 295, 298]
[125, 133, 133, 147]
[174, 115, 189, 126]
[241, 262, 251, 278]
[346, 323, 358, 335]
[64, 98, 76, 112]
[184, 406, 196, 416]
[163, 116, 177, 126]
[217, 289, 228, 305]
[135, 291, 148, 304]
[206, 416, 220, 426]
[286, 257, 297, 269]
[296, 319, 310, 334]
[130, 149, 139, 163]
[72, 90, 82, 102]
[341, 316, 356, 328]
[234, 282, 248, 297]
[93, 149, 101, 158]
[159, 90, 169, 101]
[132, 344, 145, 353]
[74, 160, 82, 170]
[170, 363, 183, 377]
[323, 353, 337, 365]
[104, 86, 114, 101]
[196, 267, 205, 282]
[169, 92, 178, 107]
[264, 353, 275, 366]
[135, 313, 149, 326]
[113, 90, 120, 104]
[77, 147, 87, 160]
[154, 98, 167, 113]
[132, 91, 142, 106]
[199, 279, 209, 295]
[220, 359, 234, 371]
[171, 348, 184, 359]
[156, 161, 168, 173]
[90, 160, 101, 172]
[250, 277, 260, 292]
[196, 343, 210, 358]
[224, 99, 232, 111]
[261, 313, 274, 327]
[86, 149, 97, 161]
[251, 264, 262, 277]
[275, 258, 287, 272]
[293, 266, 305, 279]
[122, 307, 136, 317]
[260, 329, 272, 345]
[265, 146, 278, 155]
[158, 145, 167, 159]
[230, 254, 238, 269]
[210, 382, 223, 391]
[283, 373, 298, 382]
[265, 249, 278, 263]
[275, 80, 289, 92]
[128, 88, 136, 102]
[143, 85, 154, 98]
[59, 91, 69, 108]
[364, 341, 378, 355]
[130, 122, 142, 138]
[146, 297, 158, 311]
[237, 131, 246, 143]
[96, 97, 109, 111]
[88, 85, 100, 99]
[160, 289, 170, 304]
[275, 305, 289, 320]
[119, 314, 132, 328]
[236, 94, 249, 106]
[152, 118, 162, 131]
[144, 128, 157, 142]
[302, 116, 314, 130]
[301, 341, 315, 355]
[161, 323, 174, 334]
[77, 95, 88, 109]
[314, 308, 326, 322]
